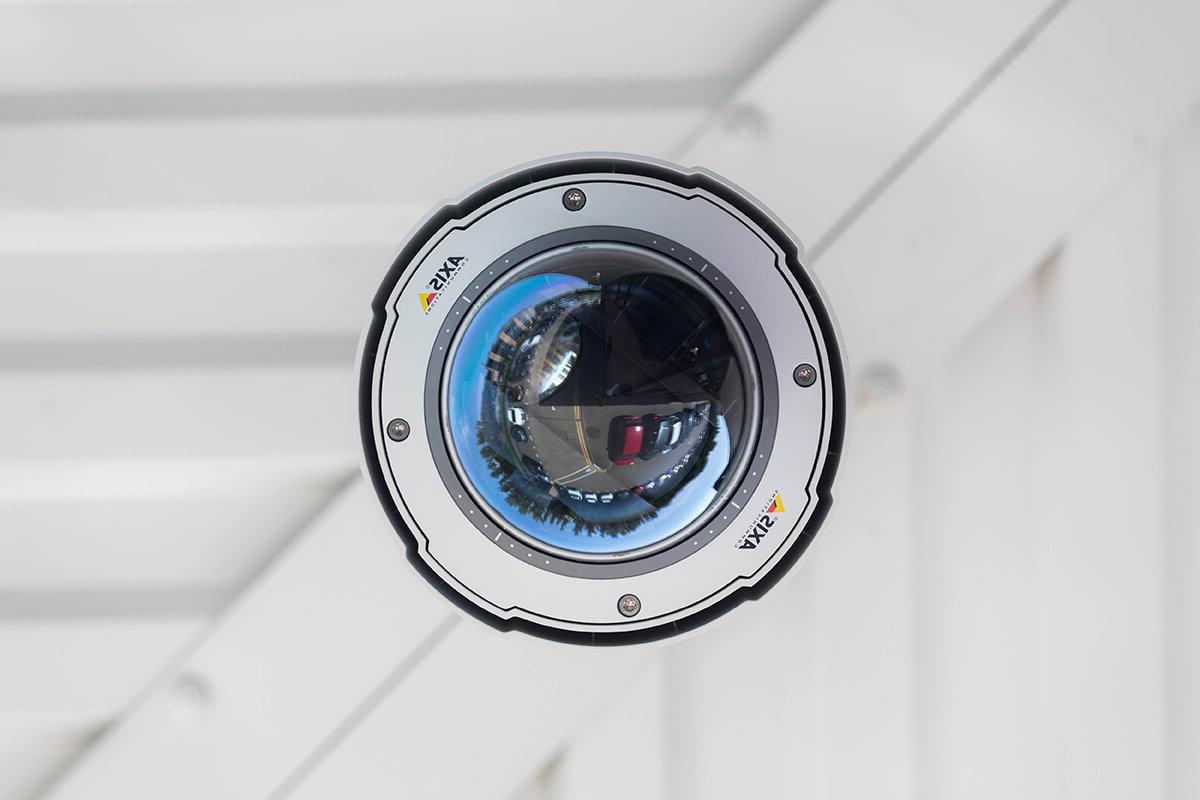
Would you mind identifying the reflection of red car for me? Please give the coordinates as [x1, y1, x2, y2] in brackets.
[608, 416, 645, 466]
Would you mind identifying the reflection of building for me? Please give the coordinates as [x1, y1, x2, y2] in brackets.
[470, 271, 743, 541]
[484, 293, 591, 389]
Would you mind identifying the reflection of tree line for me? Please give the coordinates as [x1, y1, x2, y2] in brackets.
[474, 421, 659, 538]
[473, 412, 722, 540]
[645, 417, 720, 509]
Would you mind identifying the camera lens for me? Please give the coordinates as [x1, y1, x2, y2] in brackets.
[444, 242, 757, 558]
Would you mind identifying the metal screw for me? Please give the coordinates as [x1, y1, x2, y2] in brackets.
[617, 593, 641, 617]
[562, 187, 587, 211]
[386, 418, 410, 441]
[793, 363, 817, 387]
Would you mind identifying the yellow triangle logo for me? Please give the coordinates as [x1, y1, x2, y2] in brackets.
[766, 494, 785, 513]
[419, 292, 438, 313]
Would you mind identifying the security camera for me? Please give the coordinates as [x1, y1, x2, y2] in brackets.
[358, 153, 846, 644]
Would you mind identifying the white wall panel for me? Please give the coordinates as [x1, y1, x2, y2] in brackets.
[1030, 163, 1166, 800]
[284, 630, 648, 800]
[0, 1, 812, 93]
[817, 0, 1200, 385]
[0, 367, 355, 466]
[550, 659, 666, 800]
[8, 2, 1198, 798]
[0, 468, 348, 592]
[42, 483, 451, 800]
[658, 392, 916, 800]
[0, 242, 398, 343]
[1161, 113, 1200, 800]
[0, 111, 705, 210]
[0, 618, 202, 724]
[910, 159, 1169, 799]
[0, 725, 96, 800]
[681, 0, 1058, 247]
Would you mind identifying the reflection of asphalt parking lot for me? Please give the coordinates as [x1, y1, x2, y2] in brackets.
[519, 401, 703, 491]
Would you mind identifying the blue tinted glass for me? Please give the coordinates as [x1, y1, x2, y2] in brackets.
[445, 245, 751, 556]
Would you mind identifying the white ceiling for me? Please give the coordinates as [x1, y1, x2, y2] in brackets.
[3, 0, 1199, 797]
[0, 2, 821, 795]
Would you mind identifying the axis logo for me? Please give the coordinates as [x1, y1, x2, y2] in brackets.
[418, 256, 467, 314]
[735, 492, 785, 550]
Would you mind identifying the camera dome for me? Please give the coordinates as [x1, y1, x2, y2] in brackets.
[359, 153, 846, 644]
[444, 243, 757, 558]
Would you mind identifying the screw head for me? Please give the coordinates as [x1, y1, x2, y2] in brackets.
[793, 363, 817, 387]
[617, 593, 641, 617]
[562, 187, 587, 211]
[386, 418, 410, 441]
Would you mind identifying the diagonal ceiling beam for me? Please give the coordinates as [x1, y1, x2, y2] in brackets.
[42, 483, 452, 799]
[681, 0, 1200, 389]
[43, 0, 1188, 795]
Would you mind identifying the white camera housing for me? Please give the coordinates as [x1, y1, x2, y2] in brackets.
[359, 153, 846, 644]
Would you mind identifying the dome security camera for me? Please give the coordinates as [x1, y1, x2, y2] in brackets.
[358, 154, 846, 644]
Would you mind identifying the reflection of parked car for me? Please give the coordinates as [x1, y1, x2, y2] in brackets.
[510, 425, 529, 444]
[520, 455, 547, 482]
[567, 487, 583, 501]
[608, 415, 644, 466]
[640, 415, 673, 459]
[506, 406, 527, 425]
[599, 492, 613, 503]
[662, 417, 683, 451]
[584, 492, 598, 504]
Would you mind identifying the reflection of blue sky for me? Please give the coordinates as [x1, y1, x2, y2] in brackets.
[447, 273, 735, 554]
[448, 273, 586, 453]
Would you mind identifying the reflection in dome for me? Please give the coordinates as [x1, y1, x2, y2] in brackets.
[445, 245, 752, 556]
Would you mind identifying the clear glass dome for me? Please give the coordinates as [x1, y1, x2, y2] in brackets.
[444, 243, 756, 557]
